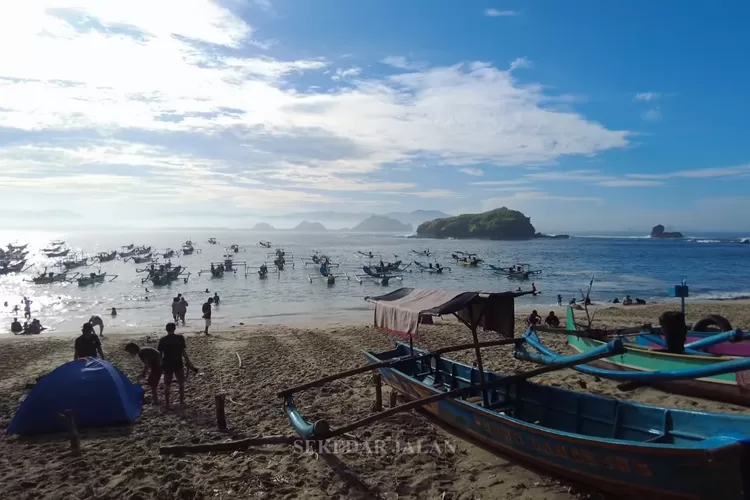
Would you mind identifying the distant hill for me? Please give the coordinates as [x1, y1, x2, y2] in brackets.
[251, 222, 276, 231]
[650, 224, 683, 239]
[352, 215, 412, 232]
[270, 210, 450, 228]
[293, 220, 327, 231]
[416, 207, 536, 240]
[383, 210, 451, 227]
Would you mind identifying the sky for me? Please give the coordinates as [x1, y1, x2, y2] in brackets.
[1, 1, 749, 232]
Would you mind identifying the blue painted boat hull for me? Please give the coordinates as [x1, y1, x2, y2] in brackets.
[364, 343, 750, 500]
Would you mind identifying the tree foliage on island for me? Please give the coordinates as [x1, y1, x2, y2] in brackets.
[416, 207, 536, 240]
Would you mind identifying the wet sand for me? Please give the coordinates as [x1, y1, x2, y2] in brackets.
[1, 301, 749, 500]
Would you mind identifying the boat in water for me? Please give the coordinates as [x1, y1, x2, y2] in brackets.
[77, 272, 118, 287]
[259, 240, 271, 248]
[413, 261, 450, 274]
[452, 251, 482, 267]
[489, 262, 542, 280]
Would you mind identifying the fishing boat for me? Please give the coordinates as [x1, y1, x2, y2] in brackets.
[60, 256, 89, 270]
[146, 265, 190, 286]
[632, 315, 750, 356]
[181, 241, 199, 255]
[129, 254, 153, 264]
[259, 240, 271, 248]
[44, 248, 70, 258]
[119, 248, 136, 258]
[199, 259, 248, 278]
[307, 260, 348, 284]
[77, 272, 118, 286]
[95, 251, 118, 263]
[489, 263, 542, 280]
[357, 250, 377, 259]
[0, 259, 30, 274]
[229, 244, 245, 254]
[354, 265, 402, 285]
[28, 270, 75, 285]
[413, 261, 450, 274]
[517, 307, 750, 406]
[207, 238, 218, 245]
[411, 249, 431, 257]
[370, 260, 404, 273]
[452, 251, 482, 266]
[7, 243, 28, 252]
[162, 248, 178, 259]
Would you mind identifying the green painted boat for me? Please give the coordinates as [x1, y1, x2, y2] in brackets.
[563, 307, 750, 406]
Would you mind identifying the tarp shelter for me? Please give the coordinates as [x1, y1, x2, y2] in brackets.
[365, 287, 532, 337]
[8, 358, 144, 436]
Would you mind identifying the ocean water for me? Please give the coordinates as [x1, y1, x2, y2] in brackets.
[1, 229, 749, 335]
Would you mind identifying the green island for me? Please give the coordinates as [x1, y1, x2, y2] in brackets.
[416, 207, 542, 240]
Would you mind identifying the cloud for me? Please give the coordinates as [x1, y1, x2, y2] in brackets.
[634, 92, 661, 102]
[642, 108, 662, 122]
[459, 167, 485, 176]
[597, 179, 665, 187]
[627, 163, 750, 180]
[470, 180, 528, 186]
[0, 2, 631, 218]
[481, 190, 604, 211]
[509, 57, 532, 72]
[523, 169, 664, 187]
[381, 56, 425, 71]
[484, 8, 519, 17]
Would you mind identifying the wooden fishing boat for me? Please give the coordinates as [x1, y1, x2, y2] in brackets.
[28, 271, 75, 284]
[273, 288, 750, 500]
[354, 265, 402, 285]
[490, 262, 542, 280]
[518, 307, 750, 406]
[208, 238, 218, 245]
[0, 260, 30, 275]
[307, 262, 348, 284]
[413, 261, 450, 274]
[77, 272, 118, 286]
[452, 251, 482, 266]
[411, 249, 431, 257]
[635, 324, 750, 357]
[258, 240, 271, 248]
[45, 248, 70, 258]
[96, 251, 118, 262]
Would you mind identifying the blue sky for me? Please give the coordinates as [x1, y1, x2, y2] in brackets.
[1, 0, 749, 231]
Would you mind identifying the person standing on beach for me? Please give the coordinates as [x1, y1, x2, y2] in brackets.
[74, 323, 104, 360]
[125, 342, 162, 404]
[202, 297, 213, 336]
[89, 315, 104, 336]
[177, 296, 188, 326]
[158, 322, 196, 408]
[171, 296, 180, 322]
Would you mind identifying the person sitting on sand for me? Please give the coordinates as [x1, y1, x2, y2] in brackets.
[28, 319, 44, 335]
[177, 296, 188, 326]
[526, 310, 541, 327]
[10, 318, 22, 334]
[213, 293, 220, 306]
[89, 315, 104, 336]
[544, 311, 560, 328]
[202, 297, 213, 336]
[74, 323, 104, 360]
[612, 297, 620, 304]
[125, 342, 163, 404]
[623, 295, 633, 306]
[158, 322, 197, 409]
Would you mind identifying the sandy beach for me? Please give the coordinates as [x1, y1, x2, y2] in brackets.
[1, 300, 749, 500]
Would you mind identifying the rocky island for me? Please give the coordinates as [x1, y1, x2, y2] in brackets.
[352, 215, 412, 232]
[251, 222, 276, 231]
[293, 220, 327, 231]
[650, 224, 683, 239]
[416, 207, 536, 240]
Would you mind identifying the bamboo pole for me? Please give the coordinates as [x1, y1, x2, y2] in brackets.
[373, 374, 382, 411]
[60, 410, 80, 456]
[159, 435, 299, 455]
[216, 394, 227, 430]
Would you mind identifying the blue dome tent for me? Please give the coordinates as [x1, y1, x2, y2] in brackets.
[8, 358, 144, 436]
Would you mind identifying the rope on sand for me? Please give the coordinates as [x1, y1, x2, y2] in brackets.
[235, 351, 242, 369]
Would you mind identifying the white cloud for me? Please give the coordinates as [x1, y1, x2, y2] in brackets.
[0, 2, 632, 218]
[642, 108, 662, 122]
[470, 180, 528, 186]
[459, 168, 485, 176]
[634, 92, 661, 102]
[481, 191, 604, 211]
[628, 164, 750, 180]
[509, 57, 532, 72]
[484, 9, 519, 17]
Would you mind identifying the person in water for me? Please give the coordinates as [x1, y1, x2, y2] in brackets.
[171, 297, 180, 322]
[111, 307, 117, 317]
[89, 315, 104, 336]
[158, 322, 197, 408]
[544, 311, 560, 327]
[213, 293, 220, 306]
[623, 295, 633, 305]
[177, 296, 188, 326]
[74, 323, 104, 360]
[202, 297, 213, 335]
[23, 297, 32, 319]
[10, 318, 22, 334]
[557, 294, 563, 306]
[125, 342, 162, 404]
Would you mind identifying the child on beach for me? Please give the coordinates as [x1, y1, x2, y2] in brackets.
[125, 342, 162, 404]
[158, 322, 197, 408]
[202, 297, 213, 335]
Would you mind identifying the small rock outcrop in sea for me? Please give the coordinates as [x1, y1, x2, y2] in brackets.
[251, 222, 276, 231]
[352, 215, 412, 232]
[533, 232, 571, 240]
[650, 224, 683, 239]
[293, 220, 327, 231]
[416, 207, 536, 240]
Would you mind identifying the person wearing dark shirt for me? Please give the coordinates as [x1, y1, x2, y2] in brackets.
[526, 310, 541, 327]
[213, 293, 220, 306]
[544, 311, 560, 328]
[202, 297, 213, 336]
[125, 342, 162, 404]
[158, 322, 195, 408]
[74, 323, 104, 360]
[89, 315, 104, 336]
[10, 318, 22, 334]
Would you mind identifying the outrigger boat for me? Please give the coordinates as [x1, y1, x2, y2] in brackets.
[354, 265, 403, 285]
[77, 271, 118, 287]
[95, 251, 118, 263]
[207, 238, 218, 245]
[259, 241, 272, 248]
[268, 249, 294, 270]
[356, 250, 377, 259]
[229, 244, 245, 254]
[28, 270, 76, 285]
[181, 241, 200, 255]
[452, 251, 482, 267]
[307, 259, 348, 284]
[413, 261, 450, 274]
[199, 258, 248, 278]
[302, 252, 339, 268]
[60, 255, 90, 270]
[0, 260, 31, 275]
[129, 254, 154, 264]
[7, 243, 28, 252]
[142, 265, 190, 286]
[490, 263, 542, 280]
[517, 307, 750, 406]
[162, 248, 178, 259]
[44, 248, 70, 258]
[411, 249, 431, 257]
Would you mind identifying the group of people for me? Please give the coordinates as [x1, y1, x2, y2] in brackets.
[10, 317, 45, 335]
[526, 310, 560, 328]
[169, 291, 219, 335]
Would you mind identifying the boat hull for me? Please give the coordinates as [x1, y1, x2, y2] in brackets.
[568, 335, 750, 406]
[637, 333, 750, 357]
[364, 345, 748, 499]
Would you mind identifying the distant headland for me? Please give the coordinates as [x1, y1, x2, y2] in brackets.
[416, 207, 541, 240]
[352, 215, 412, 232]
[251, 222, 276, 231]
[293, 220, 327, 231]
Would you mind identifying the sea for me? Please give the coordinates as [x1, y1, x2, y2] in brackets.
[1, 229, 749, 336]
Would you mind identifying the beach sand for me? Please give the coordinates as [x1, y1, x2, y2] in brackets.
[1, 301, 749, 500]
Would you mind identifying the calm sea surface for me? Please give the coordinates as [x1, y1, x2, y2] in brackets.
[1, 229, 749, 335]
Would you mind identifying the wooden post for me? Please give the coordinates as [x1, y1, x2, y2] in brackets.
[389, 390, 397, 408]
[215, 394, 227, 430]
[373, 373, 382, 411]
[62, 410, 81, 456]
